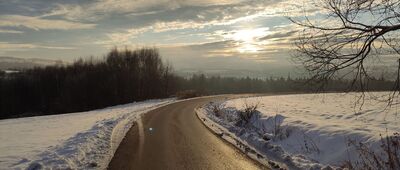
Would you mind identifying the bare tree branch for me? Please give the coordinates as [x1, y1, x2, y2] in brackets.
[291, 0, 400, 104]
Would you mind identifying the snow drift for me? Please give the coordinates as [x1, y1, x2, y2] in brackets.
[198, 92, 400, 169]
[0, 99, 174, 169]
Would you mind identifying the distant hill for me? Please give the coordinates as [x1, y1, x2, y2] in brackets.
[0, 56, 64, 70]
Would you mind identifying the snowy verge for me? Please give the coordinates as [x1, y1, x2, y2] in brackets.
[197, 102, 337, 170]
[198, 92, 400, 170]
[0, 99, 175, 170]
[196, 107, 280, 169]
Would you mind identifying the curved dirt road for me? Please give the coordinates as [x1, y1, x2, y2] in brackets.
[108, 96, 267, 170]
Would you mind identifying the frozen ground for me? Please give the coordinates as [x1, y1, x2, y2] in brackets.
[199, 92, 400, 169]
[0, 99, 174, 170]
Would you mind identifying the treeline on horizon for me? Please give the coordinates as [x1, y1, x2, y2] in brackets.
[0, 48, 395, 119]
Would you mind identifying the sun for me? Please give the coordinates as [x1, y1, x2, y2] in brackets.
[231, 29, 266, 42]
[228, 28, 269, 53]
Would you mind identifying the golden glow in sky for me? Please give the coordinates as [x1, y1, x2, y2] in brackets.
[227, 28, 270, 53]
[0, 0, 298, 74]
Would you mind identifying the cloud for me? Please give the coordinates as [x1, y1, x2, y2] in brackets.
[0, 0, 308, 74]
[0, 15, 96, 30]
[0, 29, 23, 34]
[259, 30, 297, 41]
[42, 0, 245, 21]
[95, 27, 151, 46]
[0, 42, 75, 51]
[96, 20, 215, 46]
[158, 40, 293, 76]
[91, 0, 306, 47]
[165, 39, 284, 61]
[97, 11, 277, 46]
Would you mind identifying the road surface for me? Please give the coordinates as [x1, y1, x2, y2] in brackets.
[108, 95, 267, 170]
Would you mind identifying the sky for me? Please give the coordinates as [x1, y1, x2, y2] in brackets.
[0, 0, 318, 77]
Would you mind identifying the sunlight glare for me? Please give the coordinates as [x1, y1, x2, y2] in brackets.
[231, 29, 267, 42]
[228, 28, 269, 53]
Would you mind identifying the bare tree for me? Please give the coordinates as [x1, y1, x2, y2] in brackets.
[291, 0, 400, 100]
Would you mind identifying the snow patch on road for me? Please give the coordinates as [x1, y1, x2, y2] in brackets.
[0, 99, 174, 169]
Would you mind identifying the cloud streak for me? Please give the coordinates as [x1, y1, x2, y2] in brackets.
[0, 42, 75, 51]
[42, 0, 245, 21]
[0, 29, 23, 34]
[0, 15, 96, 30]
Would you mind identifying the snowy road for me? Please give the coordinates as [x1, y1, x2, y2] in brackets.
[108, 95, 267, 170]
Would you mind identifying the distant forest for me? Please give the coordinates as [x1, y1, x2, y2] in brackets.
[0, 48, 394, 119]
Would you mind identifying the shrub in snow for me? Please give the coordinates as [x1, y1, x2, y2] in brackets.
[257, 114, 291, 141]
[201, 93, 400, 169]
[207, 101, 291, 141]
[201, 100, 326, 169]
[236, 101, 260, 126]
[210, 102, 224, 118]
[343, 133, 400, 170]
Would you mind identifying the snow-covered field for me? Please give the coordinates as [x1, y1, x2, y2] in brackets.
[198, 92, 400, 169]
[0, 99, 174, 170]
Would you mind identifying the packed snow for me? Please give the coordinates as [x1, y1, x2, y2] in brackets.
[0, 99, 174, 170]
[198, 92, 400, 169]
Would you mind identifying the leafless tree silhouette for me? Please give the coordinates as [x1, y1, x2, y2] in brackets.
[291, 0, 400, 103]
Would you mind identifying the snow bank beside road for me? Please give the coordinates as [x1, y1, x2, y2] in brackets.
[0, 99, 174, 169]
[199, 92, 400, 169]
